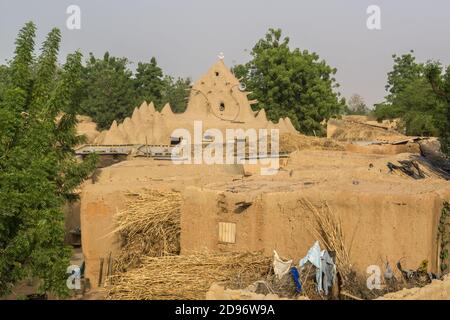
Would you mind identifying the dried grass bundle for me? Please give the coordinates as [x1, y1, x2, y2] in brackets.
[329, 120, 404, 142]
[279, 133, 344, 153]
[113, 189, 182, 272]
[107, 251, 271, 300]
[299, 198, 351, 282]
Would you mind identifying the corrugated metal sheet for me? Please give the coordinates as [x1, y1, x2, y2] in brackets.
[218, 222, 236, 244]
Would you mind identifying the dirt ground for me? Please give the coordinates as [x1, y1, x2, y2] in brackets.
[377, 275, 450, 300]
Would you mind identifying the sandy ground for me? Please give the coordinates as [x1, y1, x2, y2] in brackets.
[206, 283, 309, 300]
[378, 275, 450, 300]
[206, 277, 450, 300]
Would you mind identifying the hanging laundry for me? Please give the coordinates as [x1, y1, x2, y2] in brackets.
[321, 250, 336, 295]
[290, 266, 302, 293]
[299, 241, 322, 292]
[273, 250, 293, 279]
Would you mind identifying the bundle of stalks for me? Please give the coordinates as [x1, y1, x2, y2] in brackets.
[299, 198, 352, 282]
[329, 119, 404, 142]
[107, 251, 271, 300]
[279, 133, 344, 153]
[113, 189, 182, 272]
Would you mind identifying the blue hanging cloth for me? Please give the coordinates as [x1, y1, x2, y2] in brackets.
[290, 266, 302, 293]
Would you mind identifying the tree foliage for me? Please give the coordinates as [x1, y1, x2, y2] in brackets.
[384, 51, 424, 103]
[0, 22, 97, 297]
[160, 76, 191, 113]
[134, 57, 165, 108]
[79, 52, 136, 130]
[79, 53, 190, 129]
[424, 62, 450, 155]
[233, 28, 345, 135]
[374, 52, 449, 154]
[0, 65, 9, 103]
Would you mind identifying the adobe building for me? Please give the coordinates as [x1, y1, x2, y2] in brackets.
[180, 151, 450, 273]
[93, 58, 297, 146]
[80, 58, 296, 285]
[79, 59, 450, 288]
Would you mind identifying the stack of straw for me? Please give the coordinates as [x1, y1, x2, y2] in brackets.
[113, 189, 182, 272]
[279, 133, 344, 153]
[299, 198, 352, 282]
[108, 251, 271, 300]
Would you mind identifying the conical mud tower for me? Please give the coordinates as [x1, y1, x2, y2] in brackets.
[94, 59, 297, 145]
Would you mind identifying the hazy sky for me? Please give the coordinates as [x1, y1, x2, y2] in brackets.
[1, 0, 449, 107]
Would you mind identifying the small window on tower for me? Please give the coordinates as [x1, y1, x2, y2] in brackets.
[215, 71, 219, 77]
[219, 102, 225, 111]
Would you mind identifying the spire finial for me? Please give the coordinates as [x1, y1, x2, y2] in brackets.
[218, 52, 224, 60]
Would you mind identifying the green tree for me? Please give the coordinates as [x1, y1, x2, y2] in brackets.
[233, 28, 345, 135]
[385, 51, 424, 103]
[393, 77, 444, 136]
[134, 57, 165, 107]
[80, 52, 135, 130]
[374, 52, 425, 122]
[0, 22, 97, 297]
[424, 62, 450, 155]
[374, 52, 446, 141]
[0, 65, 9, 102]
[160, 76, 191, 113]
